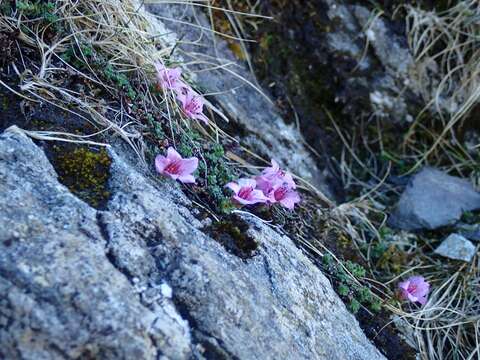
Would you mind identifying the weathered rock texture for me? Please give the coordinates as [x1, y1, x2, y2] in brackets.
[328, 3, 420, 123]
[249, 0, 424, 128]
[389, 167, 480, 230]
[0, 129, 385, 359]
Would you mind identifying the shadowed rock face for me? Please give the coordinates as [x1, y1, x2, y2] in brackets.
[0, 129, 385, 359]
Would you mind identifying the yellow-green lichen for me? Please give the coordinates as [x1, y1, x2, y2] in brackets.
[51, 145, 111, 208]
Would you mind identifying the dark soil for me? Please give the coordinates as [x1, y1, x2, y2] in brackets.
[207, 214, 259, 259]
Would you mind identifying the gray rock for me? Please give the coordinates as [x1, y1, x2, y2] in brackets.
[434, 234, 477, 262]
[0, 128, 385, 359]
[0, 129, 191, 360]
[350, 6, 418, 123]
[389, 167, 480, 230]
[297, 1, 422, 124]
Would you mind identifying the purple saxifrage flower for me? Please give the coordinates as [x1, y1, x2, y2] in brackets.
[177, 87, 209, 124]
[154, 62, 184, 92]
[398, 276, 430, 305]
[226, 178, 268, 206]
[256, 159, 296, 193]
[155, 147, 198, 184]
[269, 182, 301, 210]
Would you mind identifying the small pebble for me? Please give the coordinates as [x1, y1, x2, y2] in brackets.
[435, 233, 477, 262]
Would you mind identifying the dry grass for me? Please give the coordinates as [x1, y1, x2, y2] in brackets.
[328, 101, 480, 360]
[327, 102, 480, 359]
[405, 1, 480, 172]
[0, 0, 274, 178]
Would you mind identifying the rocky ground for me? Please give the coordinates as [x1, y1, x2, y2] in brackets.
[0, 0, 479, 359]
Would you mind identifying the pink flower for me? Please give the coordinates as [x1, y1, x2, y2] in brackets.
[155, 147, 198, 184]
[399, 276, 430, 305]
[269, 182, 301, 210]
[177, 87, 209, 124]
[154, 62, 183, 92]
[256, 159, 296, 193]
[226, 178, 268, 206]
[254, 160, 300, 210]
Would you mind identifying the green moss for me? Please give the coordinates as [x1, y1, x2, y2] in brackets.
[50, 145, 112, 208]
[461, 210, 480, 224]
[61, 44, 94, 69]
[322, 255, 381, 314]
[147, 114, 165, 140]
[370, 299, 382, 313]
[349, 298, 361, 314]
[376, 244, 406, 274]
[345, 261, 366, 278]
[103, 64, 136, 100]
[59, 43, 136, 100]
[0, 2, 12, 16]
[177, 132, 236, 213]
[338, 283, 350, 297]
[17, 1, 62, 31]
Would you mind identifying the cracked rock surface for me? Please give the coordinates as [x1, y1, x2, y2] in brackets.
[0, 129, 385, 359]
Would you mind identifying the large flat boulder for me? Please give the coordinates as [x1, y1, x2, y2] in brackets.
[0, 129, 385, 359]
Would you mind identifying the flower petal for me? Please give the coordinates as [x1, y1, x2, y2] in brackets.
[407, 293, 418, 303]
[166, 147, 182, 161]
[233, 195, 255, 205]
[398, 280, 410, 292]
[279, 197, 295, 210]
[154, 61, 166, 72]
[178, 174, 196, 184]
[155, 155, 169, 173]
[176, 92, 188, 107]
[238, 178, 257, 188]
[178, 157, 198, 175]
[284, 172, 296, 189]
[251, 189, 268, 203]
[225, 182, 240, 193]
[279, 190, 300, 210]
[270, 159, 280, 171]
[170, 67, 182, 79]
[255, 176, 273, 194]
